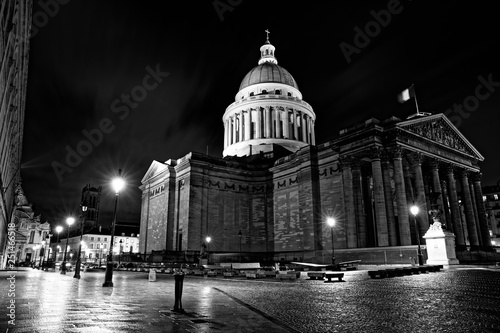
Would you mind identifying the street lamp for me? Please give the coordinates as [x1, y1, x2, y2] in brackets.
[54, 226, 63, 262]
[206, 236, 211, 264]
[410, 204, 424, 266]
[74, 201, 88, 279]
[326, 217, 336, 267]
[61, 217, 75, 274]
[103, 171, 125, 287]
[238, 230, 242, 263]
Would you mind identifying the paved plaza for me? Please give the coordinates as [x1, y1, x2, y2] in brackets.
[1, 265, 500, 332]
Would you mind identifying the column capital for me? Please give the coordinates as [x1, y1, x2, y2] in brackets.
[428, 159, 440, 170]
[369, 147, 382, 160]
[339, 155, 354, 171]
[471, 172, 482, 183]
[407, 152, 424, 165]
[387, 146, 403, 159]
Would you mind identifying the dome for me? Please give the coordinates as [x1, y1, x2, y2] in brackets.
[239, 62, 298, 91]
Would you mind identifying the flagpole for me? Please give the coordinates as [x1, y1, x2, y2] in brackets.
[411, 84, 420, 115]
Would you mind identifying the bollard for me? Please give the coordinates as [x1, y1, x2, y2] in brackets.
[149, 268, 157, 282]
[172, 267, 185, 313]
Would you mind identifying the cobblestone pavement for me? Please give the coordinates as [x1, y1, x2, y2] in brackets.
[1, 266, 499, 332]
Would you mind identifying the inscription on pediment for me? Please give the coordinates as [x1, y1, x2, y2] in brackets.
[402, 118, 474, 156]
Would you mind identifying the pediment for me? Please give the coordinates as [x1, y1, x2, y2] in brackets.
[141, 160, 169, 184]
[396, 113, 484, 161]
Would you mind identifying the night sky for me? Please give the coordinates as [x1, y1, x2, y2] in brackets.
[20, 1, 500, 228]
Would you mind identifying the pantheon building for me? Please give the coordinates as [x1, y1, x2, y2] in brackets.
[139, 36, 490, 263]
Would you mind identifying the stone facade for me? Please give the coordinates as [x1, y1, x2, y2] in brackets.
[140, 35, 491, 263]
[0, 0, 33, 269]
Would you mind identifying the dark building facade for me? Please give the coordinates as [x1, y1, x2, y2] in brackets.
[139, 38, 491, 263]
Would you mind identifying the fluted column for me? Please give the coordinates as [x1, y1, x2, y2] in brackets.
[381, 155, 397, 246]
[472, 173, 491, 249]
[352, 161, 366, 247]
[391, 147, 411, 245]
[232, 115, 237, 144]
[301, 114, 307, 143]
[264, 107, 271, 138]
[293, 109, 298, 140]
[256, 108, 262, 139]
[440, 180, 452, 231]
[469, 181, 481, 245]
[460, 170, 480, 249]
[370, 148, 389, 246]
[238, 113, 243, 143]
[311, 120, 316, 145]
[224, 119, 228, 147]
[429, 160, 446, 224]
[243, 111, 252, 141]
[446, 166, 465, 247]
[410, 153, 429, 238]
[276, 107, 282, 139]
[283, 110, 289, 139]
[340, 156, 357, 248]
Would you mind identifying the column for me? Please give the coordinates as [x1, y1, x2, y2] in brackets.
[410, 153, 429, 238]
[232, 115, 237, 144]
[352, 161, 366, 247]
[293, 109, 298, 140]
[362, 171, 376, 247]
[283, 110, 289, 139]
[472, 173, 491, 248]
[340, 156, 357, 248]
[311, 119, 316, 145]
[429, 161, 446, 221]
[276, 107, 282, 139]
[224, 119, 228, 148]
[460, 170, 480, 249]
[381, 156, 397, 246]
[391, 148, 411, 245]
[265, 107, 271, 138]
[446, 166, 465, 247]
[244, 110, 251, 141]
[301, 114, 307, 143]
[256, 108, 262, 139]
[469, 181, 482, 245]
[238, 113, 243, 143]
[440, 180, 452, 232]
[370, 148, 389, 246]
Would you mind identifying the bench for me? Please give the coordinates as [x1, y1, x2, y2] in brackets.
[368, 270, 387, 279]
[324, 272, 344, 282]
[338, 260, 361, 271]
[307, 272, 325, 280]
[277, 273, 297, 280]
[223, 272, 234, 278]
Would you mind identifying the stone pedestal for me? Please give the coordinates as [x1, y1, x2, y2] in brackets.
[423, 222, 459, 265]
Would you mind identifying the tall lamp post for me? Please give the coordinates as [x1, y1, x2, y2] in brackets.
[103, 171, 125, 287]
[326, 218, 336, 268]
[61, 217, 75, 275]
[119, 240, 123, 265]
[53, 226, 63, 263]
[238, 230, 242, 263]
[42, 235, 50, 270]
[206, 236, 211, 264]
[410, 204, 424, 266]
[74, 201, 88, 279]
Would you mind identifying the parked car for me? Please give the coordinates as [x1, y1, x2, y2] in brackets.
[55, 262, 73, 271]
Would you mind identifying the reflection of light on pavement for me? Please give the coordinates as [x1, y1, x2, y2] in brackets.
[198, 286, 214, 317]
[35, 270, 73, 329]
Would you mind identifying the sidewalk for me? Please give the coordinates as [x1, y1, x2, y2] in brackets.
[0, 268, 293, 333]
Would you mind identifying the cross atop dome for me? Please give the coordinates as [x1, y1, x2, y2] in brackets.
[258, 30, 277, 65]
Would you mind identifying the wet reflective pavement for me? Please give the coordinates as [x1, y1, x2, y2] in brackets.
[1, 266, 500, 332]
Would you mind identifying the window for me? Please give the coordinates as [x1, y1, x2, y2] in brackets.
[287, 92, 292, 97]
[97, 244, 100, 249]
[104, 244, 107, 249]
[97, 237, 101, 242]
[89, 243, 94, 249]
[90, 237, 94, 241]
[483, 196, 487, 202]
[250, 92, 254, 96]
[104, 238, 107, 241]
[494, 194, 499, 200]
[89, 253, 93, 259]
[275, 89, 281, 95]
[29, 231, 34, 244]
